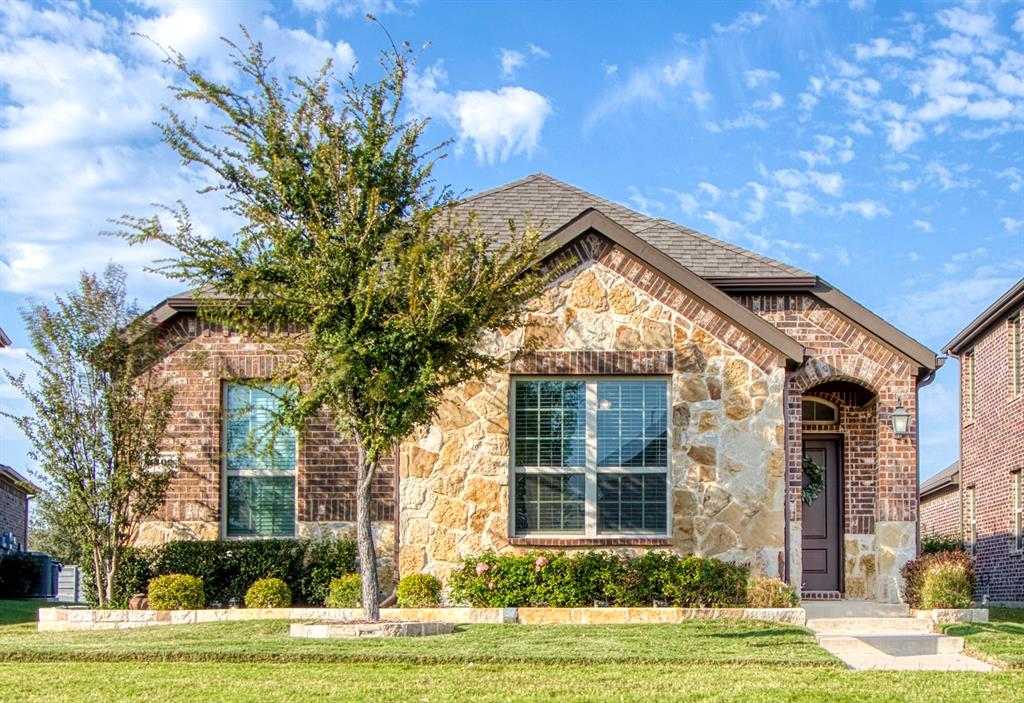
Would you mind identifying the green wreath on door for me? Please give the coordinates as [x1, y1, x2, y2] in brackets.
[801, 456, 824, 505]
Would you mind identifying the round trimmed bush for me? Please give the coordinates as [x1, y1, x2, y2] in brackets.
[325, 574, 361, 608]
[148, 574, 205, 610]
[746, 576, 799, 608]
[245, 577, 292, 608]
[920, 561, 973, 609]
[396, 573, 442, 608]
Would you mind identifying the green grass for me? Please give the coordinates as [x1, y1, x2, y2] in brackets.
[1, 601, 1022, 702]
[0, 616, 836, 666]
[3, 662, 1023, 703]
[941, 607, 1024, 669]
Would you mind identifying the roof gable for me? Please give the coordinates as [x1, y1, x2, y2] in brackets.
[459, 173, 813, 280]
[545, 209, 805, 365]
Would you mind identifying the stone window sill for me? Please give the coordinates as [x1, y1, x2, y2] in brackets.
[509, 537, 673, 547]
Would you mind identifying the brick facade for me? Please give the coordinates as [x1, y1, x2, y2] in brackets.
[139, 314, 395, 556]
[954, 301, 1024, 602]
[0, 475, 30, 547]
[736, 293, 919, 601]
[921, 486, 961, 538]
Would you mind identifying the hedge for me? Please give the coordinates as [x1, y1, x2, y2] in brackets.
[449, 551, 749, 608]
[148, 574, 205, 610]
[99, 538, 356, 607]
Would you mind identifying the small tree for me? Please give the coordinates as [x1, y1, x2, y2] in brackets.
[119, 34, 554, 619]
[2, 265, 175, 606]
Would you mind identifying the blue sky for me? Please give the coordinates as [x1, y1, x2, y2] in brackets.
[1, 0, 1022, 482]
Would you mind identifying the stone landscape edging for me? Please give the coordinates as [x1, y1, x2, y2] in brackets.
[37, 605, 804, 632]
[911, 608, 989, 624]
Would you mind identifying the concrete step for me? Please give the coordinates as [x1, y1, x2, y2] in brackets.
[816, 634, 965, 657]
[807, 617, 935, 635]
[834, 652, 994, 671]
[802, 601, 910, 619]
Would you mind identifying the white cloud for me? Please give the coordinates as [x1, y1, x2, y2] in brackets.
[408, 64, 552, 164]
[291, 0, 398, 18]
[627, 187, 666, 215]
[997, 167, 1023, 192]
[753, 91, 784, 111]
[702, 211, 746, 241]
[744, 69, 779, 88]
[839, 200, 891, 219]
[529, 43, 549, 59]
[604, 63, 618, 77]
[884, 120, 925, 151]
[1002, 217, 1023, 234]
[584, 50, 709, 133]
[771, 169, 843, 197]
[912, 219, 934, 233]
[452, 88, 552, 164]
[854, 38, 914, 61]
[744, 181, 768, 223]
[712, 11, 765, 35]
[697, 182, 722, 202]
[1015, 10, 1024, 35]
[500, 48, 525, 80]
[779, 190, 816, 216]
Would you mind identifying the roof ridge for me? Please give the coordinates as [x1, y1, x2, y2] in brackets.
[459, 173, 548, 204]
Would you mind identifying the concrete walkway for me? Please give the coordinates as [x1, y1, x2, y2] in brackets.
[804, 601, 994, 672]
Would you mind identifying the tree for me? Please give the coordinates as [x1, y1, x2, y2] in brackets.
[119, 34, 554, 619]
[2, 265, 175, 606]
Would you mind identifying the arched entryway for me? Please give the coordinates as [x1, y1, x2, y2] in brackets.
[799, 378, 878, 595]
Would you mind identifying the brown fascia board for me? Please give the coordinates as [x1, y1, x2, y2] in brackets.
[546, 209, 805, 365]
[810, 280, 938, 373]
[708, 277, 819, 291]
[0, 464, 40, 496]
[0, 326, 10, 347]
[943, 277, 1024, 357]
[919, 463, 959, 499]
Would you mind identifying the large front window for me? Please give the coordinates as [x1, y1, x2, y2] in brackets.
[512, 378, 669, 537]
[223, 384, 297, 537]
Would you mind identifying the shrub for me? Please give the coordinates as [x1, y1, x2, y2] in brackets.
[325, 574, 361, 607]
[396, 573, 442, 608]
[148, 574, 205, 610]
[746, 576, 799, 608]
[920, 561, 974, 609]
[901, 550, 974, 609]
[0, 554, 43, 598]
[449, 551, 749, 608]
[921, 534, 963, 555]
[244, 578, 292, 608]
[104, 538, 356, 607]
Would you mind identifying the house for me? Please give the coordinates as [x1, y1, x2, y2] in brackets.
[0, 464, 38, 550]
[943, 277, 1024, 603]
[919, 461, 960, 539]
[0, 326, 10, 347]
[138, 174, 939, 603]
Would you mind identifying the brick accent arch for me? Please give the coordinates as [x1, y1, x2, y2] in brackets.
[788, 356, 881, 396]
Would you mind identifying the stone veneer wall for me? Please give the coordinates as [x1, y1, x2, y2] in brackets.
[138, 314, 395, 575]
[735, 293, 920, 602]
[398, 235, 787, 581]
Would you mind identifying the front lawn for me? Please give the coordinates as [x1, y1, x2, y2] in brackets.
[2, 601, 1022, 702]
[941, 607, 1024, 669]
[5, 662, 1024, 703]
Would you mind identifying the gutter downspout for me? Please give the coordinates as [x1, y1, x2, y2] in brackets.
[914, 359, 943, 557]
[783, 369, 793, 585]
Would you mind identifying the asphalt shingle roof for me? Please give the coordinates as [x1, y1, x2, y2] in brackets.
[458, 173, 813, 281]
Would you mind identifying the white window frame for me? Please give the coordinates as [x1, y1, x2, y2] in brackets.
[220, 382, 298, 540]
[508, 376, 672, 539]
[801, 397, 839, 425]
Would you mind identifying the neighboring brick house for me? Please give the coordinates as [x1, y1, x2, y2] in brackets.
[139, 174, 940, 603]
[920, 461, 960, 539]
[0, 464, 38, 549]
[943, 278, 1024, 603]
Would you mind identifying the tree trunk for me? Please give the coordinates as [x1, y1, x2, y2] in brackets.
[91, 546, 105, 608]
[355, 438, 381, 621]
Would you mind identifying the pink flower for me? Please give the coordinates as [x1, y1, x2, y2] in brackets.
[534, 556, 549, 572]
[476, 562, 490, 576]
[487, 580, 495, 590]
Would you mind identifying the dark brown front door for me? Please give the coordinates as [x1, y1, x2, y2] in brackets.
[802, 438, 841, 592]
